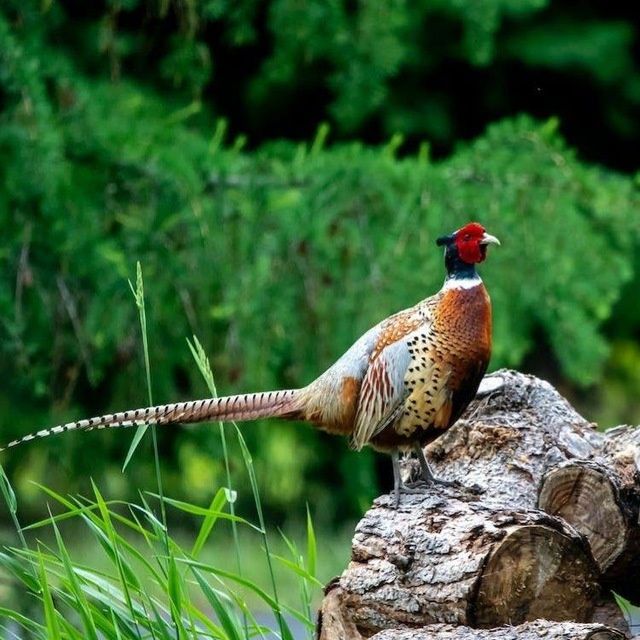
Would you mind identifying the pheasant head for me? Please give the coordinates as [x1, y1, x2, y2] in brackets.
[437, 222, 500, 279]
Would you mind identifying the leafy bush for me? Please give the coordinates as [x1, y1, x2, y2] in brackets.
[1, 1, 640, 519]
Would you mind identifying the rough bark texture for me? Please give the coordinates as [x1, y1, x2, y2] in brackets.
[318, 370, 638, 640]
[370, 621, 626, 640]
[538, 425, 640, 600]
[411, 370, 603, 509]
[318, 579, 363, 640]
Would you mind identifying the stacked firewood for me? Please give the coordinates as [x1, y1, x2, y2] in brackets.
[318, 370, 640, 640]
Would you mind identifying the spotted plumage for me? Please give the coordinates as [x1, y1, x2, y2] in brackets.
[1, 222, 500, 505]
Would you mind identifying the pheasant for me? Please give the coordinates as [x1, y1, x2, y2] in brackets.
[1, 222, 499, 504]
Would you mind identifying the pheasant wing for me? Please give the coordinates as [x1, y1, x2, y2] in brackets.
[350, 333, 414, 450]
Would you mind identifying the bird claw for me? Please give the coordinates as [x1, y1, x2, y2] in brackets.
[399, 482, 429, 493]
[429, 477, 485, 496]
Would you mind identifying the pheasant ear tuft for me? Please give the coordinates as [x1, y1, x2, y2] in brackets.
[436, 234, 452, 246]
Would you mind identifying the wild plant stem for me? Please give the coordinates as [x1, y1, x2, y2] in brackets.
[186, 336, 248, 636]
[235, 426, 288, 639]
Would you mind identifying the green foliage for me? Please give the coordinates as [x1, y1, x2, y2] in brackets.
[4, 0, 639, 149]
[430, 0, 548, 65]
[506, 20, 636, 83]
[2, 0, 640, 519]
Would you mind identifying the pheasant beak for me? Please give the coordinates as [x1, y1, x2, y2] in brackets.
[479, 232, 500, 247]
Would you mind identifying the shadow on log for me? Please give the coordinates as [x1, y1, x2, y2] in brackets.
[318, 370, 639, 640]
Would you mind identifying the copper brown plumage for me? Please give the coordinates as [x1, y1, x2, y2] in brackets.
[1, 222, 500, 504]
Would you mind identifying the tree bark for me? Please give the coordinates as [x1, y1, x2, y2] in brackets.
[369, 620, 626, 640]
[538, 425, 640, 601]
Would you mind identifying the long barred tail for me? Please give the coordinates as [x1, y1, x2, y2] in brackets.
[0, 389, 300, 452]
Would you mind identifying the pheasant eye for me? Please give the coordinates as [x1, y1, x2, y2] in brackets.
[464, 234, 471, 241]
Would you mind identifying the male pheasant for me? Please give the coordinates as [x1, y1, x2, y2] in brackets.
[1, 222, 499, 504]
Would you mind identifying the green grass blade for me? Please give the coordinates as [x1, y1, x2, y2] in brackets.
[613, 592, 640, 636]
[124, 263, 174, 632]
[150, 493, 258, 531]
[192, 573, 270, 640]
[111, 608, 124, 640]
[147, 599, 175, 640]
[192, 568, 243, 640]
[0, 607, 45, 635]
[133, 495, 168, 539]
[37, 548, 62, 640]
[269, 553, 323, 588]
[179, 557, 297, 638]
[0, 464, 17, 513]
[167, 549, 189, 639]
[0, 549, 41, 592]
[79, 513, 143, 589]
[90, 481, 143, 636]
[277, 602, 316, 631]
[74, 568, 144, 614]
[50, 512, 99, 640]
[306, 505, 317, 578]
[188, 334, 248, 636]
[23, 483, 102, 529]
[54, 586, 130, 639]
[122, 426, 149, 472]
[178, 559, 281, 610]
[123, 262, 153, 471]
[191, 487, 228, 558]
[0, 464, 31, 557]
[234, 425, 292, 640]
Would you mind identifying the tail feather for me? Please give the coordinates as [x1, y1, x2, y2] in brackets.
[0, 389, 299, 452]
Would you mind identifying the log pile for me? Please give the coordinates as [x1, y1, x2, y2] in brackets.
[318, 370, 640, 640]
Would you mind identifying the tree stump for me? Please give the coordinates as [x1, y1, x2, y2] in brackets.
[318, 370, 637, 640]
[370, 620, 626, 640]
[538, 425, 640, 600]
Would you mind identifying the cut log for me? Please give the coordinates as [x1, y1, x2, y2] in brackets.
[369, 620, 626, 640]
[538, 425, 640, 600]
[328, 489, 599, 638]
[407, 370, 603, 509]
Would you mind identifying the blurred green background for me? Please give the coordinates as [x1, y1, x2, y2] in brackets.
[1, 0, 640, 527]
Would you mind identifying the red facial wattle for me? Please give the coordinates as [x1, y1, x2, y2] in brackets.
[454, 223, 487, 264]
[456, 239, 485, 264]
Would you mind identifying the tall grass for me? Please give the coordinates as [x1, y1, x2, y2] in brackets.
[0, 266, 321, 639]
[0, 478, 321, 639]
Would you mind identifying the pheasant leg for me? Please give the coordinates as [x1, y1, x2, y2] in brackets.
[412, 444, 484, 496]
[413, 444, 456, 486]
[391, 449, 428, 507]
